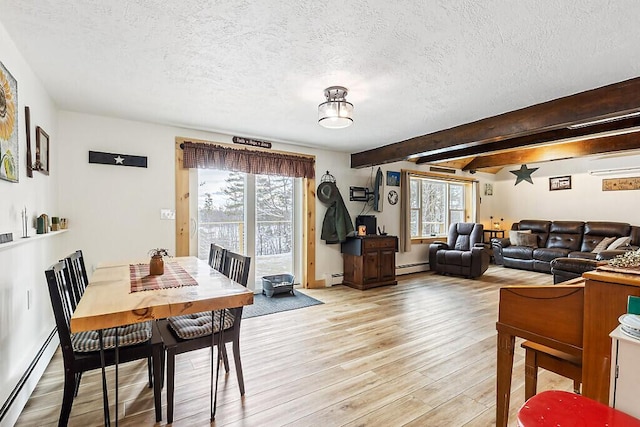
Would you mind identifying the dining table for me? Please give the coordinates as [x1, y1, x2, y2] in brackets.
[70, 256, 254, 425]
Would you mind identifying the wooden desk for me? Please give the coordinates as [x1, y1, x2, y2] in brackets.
[496, 282, 584, 427]
[71, 256, 253, 424]
[71, 256, 253, 333]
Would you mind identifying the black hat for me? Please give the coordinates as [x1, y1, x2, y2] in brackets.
[317, 181, 338, 204]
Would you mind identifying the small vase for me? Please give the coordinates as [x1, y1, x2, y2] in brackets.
[149, 255, 164, 275]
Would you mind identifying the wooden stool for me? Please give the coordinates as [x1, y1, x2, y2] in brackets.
[521, 340, 581, 400]
[518, 390, 640, 426]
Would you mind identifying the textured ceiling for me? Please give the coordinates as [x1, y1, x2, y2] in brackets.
[1, 1, 640, 153]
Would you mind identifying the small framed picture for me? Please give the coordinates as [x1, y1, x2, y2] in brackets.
[484, 183, 493, 196]
[386, 171, 400, 186]
[549, 175, 571, 191]
[35, 126, 49, 175]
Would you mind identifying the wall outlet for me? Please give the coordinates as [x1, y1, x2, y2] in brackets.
[160, 209, 175, 220]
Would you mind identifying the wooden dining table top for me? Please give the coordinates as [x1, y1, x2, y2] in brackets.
[70, 256, 254, 333]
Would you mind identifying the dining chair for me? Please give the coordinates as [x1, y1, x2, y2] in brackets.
[157, 251, 251, 423]
[61, 250, 89, 310]
[208, 243, 226, 272]
[61, 249, 158, 397]
[45, 261, 164, 425]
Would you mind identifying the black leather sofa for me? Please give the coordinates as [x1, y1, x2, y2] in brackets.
[492, 220, 639, 275]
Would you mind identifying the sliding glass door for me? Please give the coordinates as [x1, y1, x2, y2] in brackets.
[190, 168, 300, 289]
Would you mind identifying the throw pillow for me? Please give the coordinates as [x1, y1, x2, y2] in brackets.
[608, 236, 631, 250]
[517, 233, 538, 248]
[509, 229, 532, 246]
[591, 236, 617, 253]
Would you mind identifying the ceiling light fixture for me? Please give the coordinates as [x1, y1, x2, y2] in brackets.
[318, 86, 353, 129]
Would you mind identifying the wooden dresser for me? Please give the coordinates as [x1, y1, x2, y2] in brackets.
[341, 235, 398, 290]
[581, 269, 640, 403]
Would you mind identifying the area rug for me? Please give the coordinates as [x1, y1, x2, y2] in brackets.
[242, 291, 323, 318]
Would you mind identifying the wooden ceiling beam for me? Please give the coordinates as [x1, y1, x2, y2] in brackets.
[461, 131, 640, 171]
[351, 77, 640, 169]
[414, 116, 640, 164]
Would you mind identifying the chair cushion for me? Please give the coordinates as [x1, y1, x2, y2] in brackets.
[71, 321, 153, 352]
[168, 309, 235, 340]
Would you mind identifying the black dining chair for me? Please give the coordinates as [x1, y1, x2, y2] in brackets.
[45, 261, 164, 425]
[61, 250, 158, 397]
[62, 250, 89, 310]
[157, 251, 251, 423]
[208, 243, 226, 272]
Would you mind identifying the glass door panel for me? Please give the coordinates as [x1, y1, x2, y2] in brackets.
[255, 174, 294, 281]
[196, 169, 246, 260]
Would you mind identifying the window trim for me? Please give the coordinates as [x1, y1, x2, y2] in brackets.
[405, 169, 478, 242]
[175, 137, 322, 288]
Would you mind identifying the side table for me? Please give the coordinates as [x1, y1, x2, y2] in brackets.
[483, 229, 505, 243]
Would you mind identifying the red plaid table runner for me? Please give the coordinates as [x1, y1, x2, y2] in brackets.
[130, 261, 198, 292]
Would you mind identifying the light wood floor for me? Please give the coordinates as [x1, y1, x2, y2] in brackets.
[16, 266, 573, 426]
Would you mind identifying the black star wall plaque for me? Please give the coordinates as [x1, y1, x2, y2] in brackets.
[89, 151, 147, 168]
[510, 164, 538, 185]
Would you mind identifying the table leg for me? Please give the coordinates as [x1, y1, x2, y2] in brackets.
[115, 328, 119, 425]
[211, 309, 226, 421]
[496, 331, 515, 427]
[98, 330, 111, 426]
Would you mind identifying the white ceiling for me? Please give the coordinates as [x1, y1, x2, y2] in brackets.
[1, 1, 640, 153]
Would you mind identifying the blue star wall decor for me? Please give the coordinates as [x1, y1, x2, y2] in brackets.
[510, 164, 539, 185]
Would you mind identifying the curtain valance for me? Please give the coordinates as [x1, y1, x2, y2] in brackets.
[182, 142, 315, 179]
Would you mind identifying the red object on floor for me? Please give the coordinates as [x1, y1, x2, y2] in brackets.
[517, 390, 640, 426]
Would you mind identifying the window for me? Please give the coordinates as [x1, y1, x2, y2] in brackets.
[409, 175, 476, 238]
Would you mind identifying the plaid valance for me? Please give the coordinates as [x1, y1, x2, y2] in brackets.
[182, 142, 315, 179]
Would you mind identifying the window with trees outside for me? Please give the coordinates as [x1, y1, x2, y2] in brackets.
[409, 175, 476, 238]
[194, 168, 301, 287]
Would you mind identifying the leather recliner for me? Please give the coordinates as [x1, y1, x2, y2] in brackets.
[429, 222, 490, 279]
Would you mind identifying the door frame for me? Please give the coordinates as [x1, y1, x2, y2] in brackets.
[175, 137, 323, 288]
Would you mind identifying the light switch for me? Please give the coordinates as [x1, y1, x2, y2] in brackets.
[160, 209, 175, 220]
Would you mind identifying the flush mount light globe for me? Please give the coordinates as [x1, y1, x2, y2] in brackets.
[318, 86, 353, 129]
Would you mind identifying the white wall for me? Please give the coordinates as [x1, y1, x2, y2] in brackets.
[0, 21, 61, 426]
[57, 112, 473, 286]
[486, 153, 640, 229]
[56, 112, 395, 282]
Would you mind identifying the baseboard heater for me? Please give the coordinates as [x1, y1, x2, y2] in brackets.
[396, 262, 429, 276]
[0, 328, 57, 423]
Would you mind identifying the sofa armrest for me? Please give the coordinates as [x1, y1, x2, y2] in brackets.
[492, 237, 511, 249]
[428, 242, 449, 268]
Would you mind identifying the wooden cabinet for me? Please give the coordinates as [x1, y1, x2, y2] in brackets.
[341, 236, 398, 290]
[609, 325, 640, 419]
[581, 270, 640, 403]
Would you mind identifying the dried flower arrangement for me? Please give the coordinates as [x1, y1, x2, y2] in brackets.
[149, 248, 170, 258]
[608, 249, 640, 269]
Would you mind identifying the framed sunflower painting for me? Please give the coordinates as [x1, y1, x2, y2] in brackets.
[0, 61, 18, 183]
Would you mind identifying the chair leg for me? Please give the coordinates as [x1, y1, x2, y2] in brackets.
[220, 343, 230, 373]
[147, 355, 153, 388]
[73, 372, 82, 397]
[167, 349, 176, 424]
[524, 348, 538, 401]
[232, 338, 245, 396]
[60, 370, 77, 427]
[573, 379, 581, 394]
[153, 347, 163, 422]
